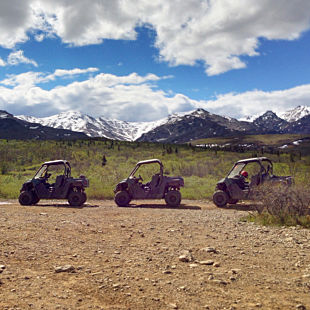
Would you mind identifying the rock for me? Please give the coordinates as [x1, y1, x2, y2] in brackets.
[201, 247, 217, 253]
[179, 255, 190, 262]
[163, 270, 172, 274]
[0, 265, 5, 274]
[178, 250, 193, 262]
[213, 262, 221, 267]
[296, 305, 306, 310]
[54, 265, 76, 273]
[199, 260, 214, 265]
[231, 269, 241, 274]
[189, 263, 198, 268]
[169, 303, 178, 309]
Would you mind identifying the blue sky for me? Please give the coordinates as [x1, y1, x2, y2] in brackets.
[0, 0, 310, 122]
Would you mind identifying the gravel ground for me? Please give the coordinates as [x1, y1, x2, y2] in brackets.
[0, 199, 310, 310]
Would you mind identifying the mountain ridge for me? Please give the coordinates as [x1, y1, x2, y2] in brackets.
[8, 105, 310, 142]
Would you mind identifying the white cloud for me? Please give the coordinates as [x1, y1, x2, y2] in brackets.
[198, 85, 310, 119]
[0, 69, 310, 121]
[0, 57, 5, 66]
[7, 50, 38, 67]
[1, 0, 310, 75]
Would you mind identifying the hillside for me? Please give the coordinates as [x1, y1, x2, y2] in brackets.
[0, 111, 87, 140]
[14, 105, 310, 143]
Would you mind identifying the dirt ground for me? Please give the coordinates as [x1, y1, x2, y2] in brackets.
[0, 199, 310, 310]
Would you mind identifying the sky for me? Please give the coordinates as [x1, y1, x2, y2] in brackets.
[0, 0, 310, 122]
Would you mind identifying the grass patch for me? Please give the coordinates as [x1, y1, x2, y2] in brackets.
[243, 213, 310, 229]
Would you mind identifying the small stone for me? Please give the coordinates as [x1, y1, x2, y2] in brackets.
[178, 250, 193, 262]
[163, 270, 172, 274]
[296, 305, 306, 310]
[201, 247, 217, 253]
[213, 262, 221, 267]
[231, 269, 241, 274]
[54, 265, 76, 273]
[213, 279, 227, 285]
[179, 255, 189, 262]
[189, 263, 198, 268]
[169, 303, 178, 309]
[199, 260, 214, 265]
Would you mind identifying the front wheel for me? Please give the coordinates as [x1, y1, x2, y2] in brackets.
[165, 190, 181, 207]
[81, 192, 87, 204]
[114, 191, 131, 207]
[19, 191, 34, 206]
[68, 191, 84, 206]
[213, 190, 228, 207]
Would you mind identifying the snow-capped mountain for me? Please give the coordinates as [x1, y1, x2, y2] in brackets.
[17, 111, 167, 141]
[0, 110, 87, 140]
[13, 105, 310, 143]
[279, 105, 310, 123]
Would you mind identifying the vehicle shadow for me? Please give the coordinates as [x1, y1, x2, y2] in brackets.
[32, 203, 99, 209]
[219, 203, 263, 212]
[123, 203, 201, 210]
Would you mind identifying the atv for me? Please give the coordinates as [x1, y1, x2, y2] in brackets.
[213, 157, 293, 207]
[114, 159, 184, 207]
[19, 160, 89, 206]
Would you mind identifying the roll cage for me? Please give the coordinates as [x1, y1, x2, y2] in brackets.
[227, 157, 273, 178]
[128, 159, 164, 178]
[34, 160, 71, 179]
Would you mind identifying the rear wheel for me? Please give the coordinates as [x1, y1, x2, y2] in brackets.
[19, 191, 33, 206]
[114, 191, 131, 207]
[68, 191, 84, 206]
[31, 194, 40, 205]
[165, 190, 181, 207]
[213, 190, 228, 207]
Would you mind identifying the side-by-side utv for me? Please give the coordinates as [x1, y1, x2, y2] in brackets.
[213, 157, 293, 207]
[114, 159, 184, 207]
[19, 160, 89, 206]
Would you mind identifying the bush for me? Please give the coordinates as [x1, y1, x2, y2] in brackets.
[250, 184, 310, 227]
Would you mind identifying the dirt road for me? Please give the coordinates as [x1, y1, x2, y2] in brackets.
[0, 199, 309, 310]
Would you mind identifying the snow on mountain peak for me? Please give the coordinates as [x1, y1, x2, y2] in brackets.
[279, 105, 310, 122]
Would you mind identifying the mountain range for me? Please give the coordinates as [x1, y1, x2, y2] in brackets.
[1, 105, 309, 143]
[0, 110, 87, 140]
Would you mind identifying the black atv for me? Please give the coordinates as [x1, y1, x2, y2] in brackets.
[213, 157, 293, 207]
[114, 159, 184, 207]
[19, 160, 89, 206]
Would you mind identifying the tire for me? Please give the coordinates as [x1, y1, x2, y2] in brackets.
[213, 190, 228, 207]
[31, 194, 40, 205]
[228, 198, 238, 205]
[114, 191, 131, 207]
[165, 190, 181, 207]
[19, 191, 34, 206]
[68, 191, 84, 206]
[81, 192, 87, 204]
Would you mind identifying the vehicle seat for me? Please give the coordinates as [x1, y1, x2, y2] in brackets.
[149, 174, 160, 190]
[250, 174, 260, 187]
[55, 175, 65, 188]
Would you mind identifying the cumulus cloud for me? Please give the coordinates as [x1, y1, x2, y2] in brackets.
[0, 69, 309, 121]
[199, 85, 310, 119]
[1, 0, 310, 75]
[7, 50, 38, 67]
[0, 57, 5, 66]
